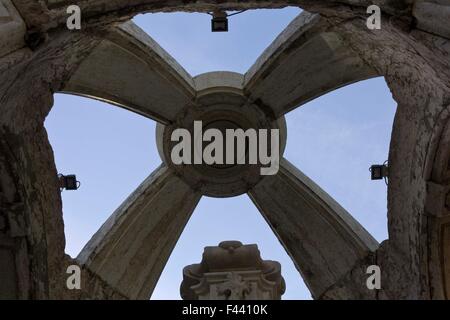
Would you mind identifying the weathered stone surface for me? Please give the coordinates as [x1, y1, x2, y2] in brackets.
[59, 255, 127, 300]
[0, 0, 449, 300]
[249, 158, 378, 298]
[0, 27, 101, 299]
[316, 13, 450, 300]
[413, 1, 450, 39]
[319, 251, 378, 300]
[244, 12, 378, 117]
[77, 165, 201, 299]
[194, 71, 244, 96]
[0, 0, 26, 58]
[63, 21, 195, 124]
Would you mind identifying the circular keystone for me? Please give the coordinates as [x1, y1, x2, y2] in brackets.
[156, 72, 287, 198]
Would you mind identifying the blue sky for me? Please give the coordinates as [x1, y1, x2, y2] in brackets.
[45, 8, 396, 300]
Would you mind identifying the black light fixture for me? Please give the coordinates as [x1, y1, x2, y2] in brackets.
[211, 10, 228, 32]
[59, 174, 80, 191]
[210, 9, 247, 32]
[370, 162, 389, 181]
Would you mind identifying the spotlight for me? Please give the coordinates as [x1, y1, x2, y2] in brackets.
[370, 164, 388, 180]
[58, 174, 80, 191]
[211, 10, 228, 32]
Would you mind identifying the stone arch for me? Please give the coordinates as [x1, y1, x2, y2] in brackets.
[423, 106, 450, 299]
[0, 0, 449, 299]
